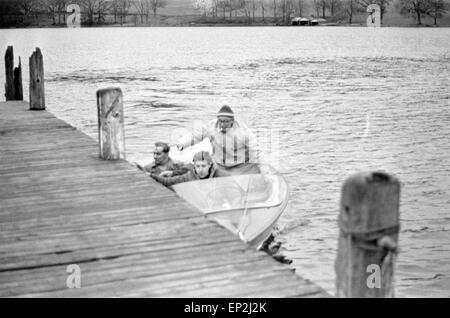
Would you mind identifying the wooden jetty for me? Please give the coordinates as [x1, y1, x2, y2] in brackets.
[0, 100, 330, 297]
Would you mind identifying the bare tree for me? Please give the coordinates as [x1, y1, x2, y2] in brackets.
[295, 0, 304, 16]
[228, 0, 236, 17]
[270, 0, 277, 19]
[281, 0, 295, 24]
[398, 0, 429, 24]
[144, 0, 152, 23]
[192, 0, 214, 16]
[273, 0, 294, 24]
[79, 0, 96, 24]
[228, 0, 236, 19]
[78, 0, 109, 25]
[57, 0, 68, 25]
[45, 0, 59, 24]
[150, 0, 166, 16]
[320, 0, 327, 18]
[216, 0, 229, 19]
[340, 0, 365, 23]
[311, 0, 326, 17]
[239, 0, 252, 23]
[96, 0, 109, 23]
[133, 0, 147, 23]
[110, 0, 119, 23]
[118, 0, 131, 25]
[328, 0, 341, 16]
[44, 0, 67, 25]
[425, 0, 448, 24]
[16, 0, 42, 17]
[233, 0, 247, 17]
[312, 0, 321, 16]
[260, 0, 267, 22]
[251, 0, 260, 22]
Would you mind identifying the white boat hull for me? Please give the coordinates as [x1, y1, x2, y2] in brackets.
[172, 167, 289, 249]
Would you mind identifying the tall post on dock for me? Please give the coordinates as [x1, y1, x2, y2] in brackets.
[335, 171, 400, 298]
[29, 48, 45, 110]
[96, 88, 125, 160]
[4, 46, 23, 101]
[5, 46, 15, 100]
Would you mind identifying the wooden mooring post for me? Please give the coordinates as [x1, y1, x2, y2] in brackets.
[96, 87, 125, 160]
[4, 46, 23, 101]
[335, 171, 400, 298]
[29, 48, 45, 110]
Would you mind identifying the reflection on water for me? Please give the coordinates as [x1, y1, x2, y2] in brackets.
[1, 27, 449, 297]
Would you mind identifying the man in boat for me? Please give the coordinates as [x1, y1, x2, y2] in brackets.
[138, 141, 189, 176]
[150, 151, 228, 187]
[175, 105, 260, 175]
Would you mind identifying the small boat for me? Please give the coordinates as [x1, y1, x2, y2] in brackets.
[291, 17, 302, 25]
[136, 139, 289, 249]
[172, 164, 289, 249]
[299, 18, 310, 25]
[291, 17, 310, 26]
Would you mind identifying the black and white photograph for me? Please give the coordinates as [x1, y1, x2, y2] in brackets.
[0, 0, 449, 300]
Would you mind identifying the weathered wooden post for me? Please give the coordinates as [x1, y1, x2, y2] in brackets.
[5, 46, 15, 100]
[335, 171, 400, 298]
[96, 88, 125, 160]
[4, 46, 22, 101]
[29, 47, 45, 110]
[14, 57, 23, 100]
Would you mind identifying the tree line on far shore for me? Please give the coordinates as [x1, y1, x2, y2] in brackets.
[0, 0, 168, 26]
[193, 0, 449, 25]
[0, 0, 448, 27]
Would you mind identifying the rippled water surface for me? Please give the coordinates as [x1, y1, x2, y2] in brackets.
[1, 27, 449, 297]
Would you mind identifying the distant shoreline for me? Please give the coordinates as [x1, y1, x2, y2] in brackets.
[2, 11, 450, 29]
[2, 23, 450, 29]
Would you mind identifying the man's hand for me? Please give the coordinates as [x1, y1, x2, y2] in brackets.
[159, 171, 174, 177]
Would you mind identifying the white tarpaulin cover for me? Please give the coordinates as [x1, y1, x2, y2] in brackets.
[172, 171, 285, 214]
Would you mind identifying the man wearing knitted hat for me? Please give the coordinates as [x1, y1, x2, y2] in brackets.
[176, 105, 260, 175]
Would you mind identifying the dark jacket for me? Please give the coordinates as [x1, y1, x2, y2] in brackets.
[143, 158, 189, 176]
[150, 162, 228, 187]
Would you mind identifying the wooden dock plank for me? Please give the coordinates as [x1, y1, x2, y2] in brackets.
[0, 101, 329, 298]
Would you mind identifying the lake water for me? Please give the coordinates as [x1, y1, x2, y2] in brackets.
[1, 26, 449, 297]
